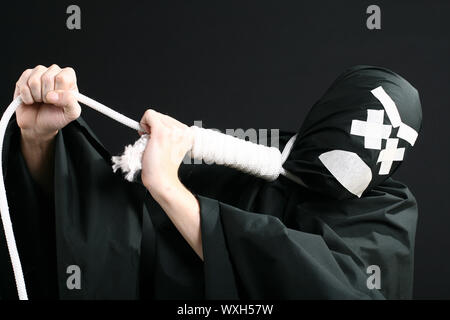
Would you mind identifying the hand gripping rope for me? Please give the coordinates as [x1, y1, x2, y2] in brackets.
[0, 92, 302, 300]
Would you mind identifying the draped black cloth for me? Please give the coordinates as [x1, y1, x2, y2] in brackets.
[0, 65, 421, 299]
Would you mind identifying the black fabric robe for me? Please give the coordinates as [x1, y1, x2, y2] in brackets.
[0, 66, 418, 300]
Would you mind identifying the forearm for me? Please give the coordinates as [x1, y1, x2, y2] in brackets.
[20, 129, 57, 195]
[149, 181, 203, 260]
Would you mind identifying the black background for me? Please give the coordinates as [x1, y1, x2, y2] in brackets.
[0, 0, 448, 299]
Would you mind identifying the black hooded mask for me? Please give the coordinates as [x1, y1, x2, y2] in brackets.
[283, 65, 422, 200]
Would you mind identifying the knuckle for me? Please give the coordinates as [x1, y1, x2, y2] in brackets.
[21, 69, 32, 78]
[55, 73, 68, 84]
[56, 68, 76, 85]
[41, 73, 52, 84]
[27, 76, 39, 89]
[49, 63, 60, 70]
[19, 87, 31, 102]
[63, 66, 75, 74]
[143, 109, 155, 120]
[63, 67, 76, 80]
[34, 64, 46, 71]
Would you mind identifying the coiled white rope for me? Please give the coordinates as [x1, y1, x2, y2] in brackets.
[1, 92, 302, 300]
[111, 128, 302, 184]
[190, 127, 304, 186]
[190, 126, 283, 180]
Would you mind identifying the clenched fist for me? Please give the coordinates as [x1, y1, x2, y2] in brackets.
[139, 109, 194, 195]
[14, 64, 81, 143]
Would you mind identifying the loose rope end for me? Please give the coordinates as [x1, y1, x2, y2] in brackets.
[0, 96, 29, 300]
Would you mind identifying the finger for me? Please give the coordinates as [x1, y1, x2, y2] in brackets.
[46, 90, 81, 122]
[19, 84, 34, 105]
[140, 109, 162, 135]
[55, 67, 77, 91]
[41, 64, 62, 103]
[26, 65, 47, 102]
[14, 68, 32, 101]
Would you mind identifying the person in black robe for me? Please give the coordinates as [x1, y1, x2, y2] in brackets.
[0, 64, 422, 299]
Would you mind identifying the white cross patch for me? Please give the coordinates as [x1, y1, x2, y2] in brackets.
[377, 138, 405, 175]
[371, 86, 418, 146]
[350, 109, 392, 150]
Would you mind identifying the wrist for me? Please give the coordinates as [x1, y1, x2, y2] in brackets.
[20, 128, 58, 147]
[19, 128, 56, 194]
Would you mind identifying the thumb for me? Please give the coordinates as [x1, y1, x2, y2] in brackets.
[46, 90, 81, 121]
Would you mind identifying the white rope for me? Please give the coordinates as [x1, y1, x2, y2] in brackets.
[1, 92, 304, 300]
[0, 97, 28, 300]
[112, 126, 304, 186]
[191, 127, 305, 185]
[73, 92, 142, 131]
[281, 133, 298, 164]
[0, 93, 143, 300]
[112, 134, 149, 182]
[190, 126, 284, 180]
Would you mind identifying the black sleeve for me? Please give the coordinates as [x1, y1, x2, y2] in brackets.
[0, 118, 58, 299]
[197, 177, 417, 300]
[0, 117, 147, 299]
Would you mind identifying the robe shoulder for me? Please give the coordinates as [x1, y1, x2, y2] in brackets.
[183, 157, 417, 299]
[1, 117, 148, 299]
